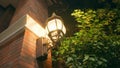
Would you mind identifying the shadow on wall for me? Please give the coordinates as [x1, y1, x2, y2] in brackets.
[0, 5, 15, 33]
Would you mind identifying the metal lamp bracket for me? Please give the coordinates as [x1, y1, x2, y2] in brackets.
[36, 37, 50, 61]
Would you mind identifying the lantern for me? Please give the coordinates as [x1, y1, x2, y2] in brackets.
[46, 13, 66, 43]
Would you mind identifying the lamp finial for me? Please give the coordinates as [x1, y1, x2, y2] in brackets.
[52, 12, 56, 17]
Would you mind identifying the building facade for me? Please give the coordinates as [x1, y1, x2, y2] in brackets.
[0, 0, 54, 68]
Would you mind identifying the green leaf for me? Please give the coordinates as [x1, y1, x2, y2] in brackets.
[66, 57, 73, 63]
[89, 57, 95, 61]
[83, 54, 89, 62]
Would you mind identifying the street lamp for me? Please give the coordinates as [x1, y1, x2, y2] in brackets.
[46, 13, 66, 43]
[36, 13, 66, 61]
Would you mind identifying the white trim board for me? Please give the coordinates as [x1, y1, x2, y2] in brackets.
[0, 14, 47, 46]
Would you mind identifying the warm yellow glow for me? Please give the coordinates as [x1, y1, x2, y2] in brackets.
[25, 15, 47, 37]
[46, 19, 66, 34]
[47, 19, 57, 32]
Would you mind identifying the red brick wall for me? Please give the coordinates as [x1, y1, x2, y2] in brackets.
[0, 29, 39, 68]
[10, 0, 48, 27]
[0, 0, 51, 68]
[0, 28, 50, 68]
[19, 29, 39, 68]
[0, 32, 24, 68]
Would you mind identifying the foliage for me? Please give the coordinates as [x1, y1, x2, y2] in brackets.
[52, 8, 120, 68]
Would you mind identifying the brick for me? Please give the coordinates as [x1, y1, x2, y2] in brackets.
[0, 0, 50, 68]
[0, 34, 23, 66]
[10, 0, 48, 26]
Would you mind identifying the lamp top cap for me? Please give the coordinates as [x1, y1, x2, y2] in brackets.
[52, 12, 57, 17]
[50, 12, 63, 20]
